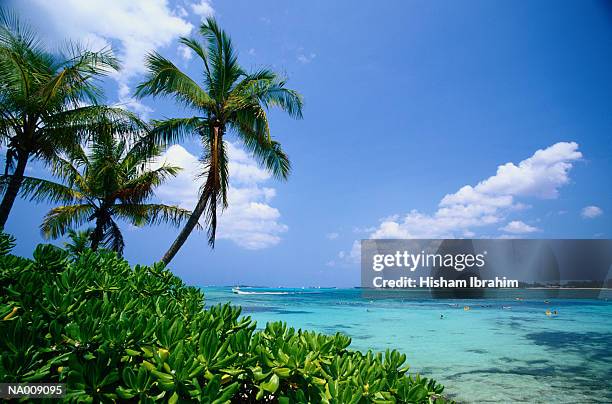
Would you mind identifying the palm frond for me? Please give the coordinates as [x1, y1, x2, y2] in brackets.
[116, 164, 181, 204]
[199, 17, 243, 101]
[0, 100, 21, 137]
[0, 9, 49, 101]
[251, 139, 290, 180]
[3, 148, 17, 175]
[64, 227, 93, 255]
[41, 204, 94, 239]
[197, 128, 228, 247]
[148, 117, 208, 145]
[134, 52, 214, 109]
[0, 174, 83, 204]
[87, 134, 123, 197]
[121, 139, 162, 174]
[217, 137, 229, 208]
[42, 105, 149, 148]
[233, 128, 290, 180]
[178, 36, 212, 85]
[50, 154, 90, 193]
[101, 218, 124, 255]
[258, 83, 304, 119]
[114, 203, 200, 229]
[232, 77, 304, 119]
[37, 44, 118, 109]
[0, 45, 36, 102]
[0, 8, 42, 52]
[231, 108, 291, 180]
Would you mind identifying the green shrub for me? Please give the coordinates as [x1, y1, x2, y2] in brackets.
[0, 232, 451, 403]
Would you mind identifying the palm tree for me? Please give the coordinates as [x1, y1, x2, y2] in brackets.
[135, 17, 303, 265]
[5, 134, 196, 255]
[0, 10, 147, 228]
[63, 227, 92, 256]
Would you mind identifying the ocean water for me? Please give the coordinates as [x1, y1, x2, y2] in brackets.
[202, 287, 612, 403]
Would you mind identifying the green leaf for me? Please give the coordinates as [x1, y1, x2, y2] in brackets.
[260, 373, 280, 393]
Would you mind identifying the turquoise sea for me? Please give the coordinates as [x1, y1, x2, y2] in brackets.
[202, 287, 612, 403]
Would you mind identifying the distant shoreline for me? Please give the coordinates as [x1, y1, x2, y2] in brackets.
[207, 285, 612, 291]
[525, 287, 612, 290]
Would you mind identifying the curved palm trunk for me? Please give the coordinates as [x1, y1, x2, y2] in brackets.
[161, 191, 209, 265]
[161, 126, 222, 266]
[0, 151, 29, 229]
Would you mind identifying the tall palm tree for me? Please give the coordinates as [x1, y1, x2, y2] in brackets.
[0, 10, 147, 228]
[5, 134, 196, 255]
[135, 17, 303, 265]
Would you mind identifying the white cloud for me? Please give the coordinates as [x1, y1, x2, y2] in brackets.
[337, 240, 361, 264]
[369, 142, 581, 239]
[115, 82, 154, 120]
[152, 144, 201, 207]
[11, 0, 203, 115]
[338, 142, 582, 262]
[441, 141, 582, 204]
[191, 0, 214, 18]
[499, 220, 540, 234]
[178, 44, 193, 60]
[16, 0, 194, 79]
[352, 226, 376, 234]
[297, 52, 316, 64]
[581, 205, 603, 219]
[176, 5, 189, 18]
[326, 232, 339, 240]
[227, 143, 272, 185]
[154, 143, 287, 250]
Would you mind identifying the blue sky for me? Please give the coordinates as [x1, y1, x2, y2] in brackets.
[5, 0, 612, 287]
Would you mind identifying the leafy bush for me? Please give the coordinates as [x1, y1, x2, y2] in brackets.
[0, 233, 451, 403]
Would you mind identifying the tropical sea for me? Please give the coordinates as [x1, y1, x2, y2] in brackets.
[202, 287, 612, 403]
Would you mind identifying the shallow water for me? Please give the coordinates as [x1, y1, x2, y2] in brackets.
[201, 287, 612, 403]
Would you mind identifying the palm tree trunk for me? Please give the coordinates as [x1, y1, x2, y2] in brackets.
[161, 126, 221, 266]
[90, 215, 105, 251]
[160, 191, 209, 265]
[0, 151, 29, 229]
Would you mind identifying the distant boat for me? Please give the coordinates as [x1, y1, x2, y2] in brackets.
[231, 287, 290, 295]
